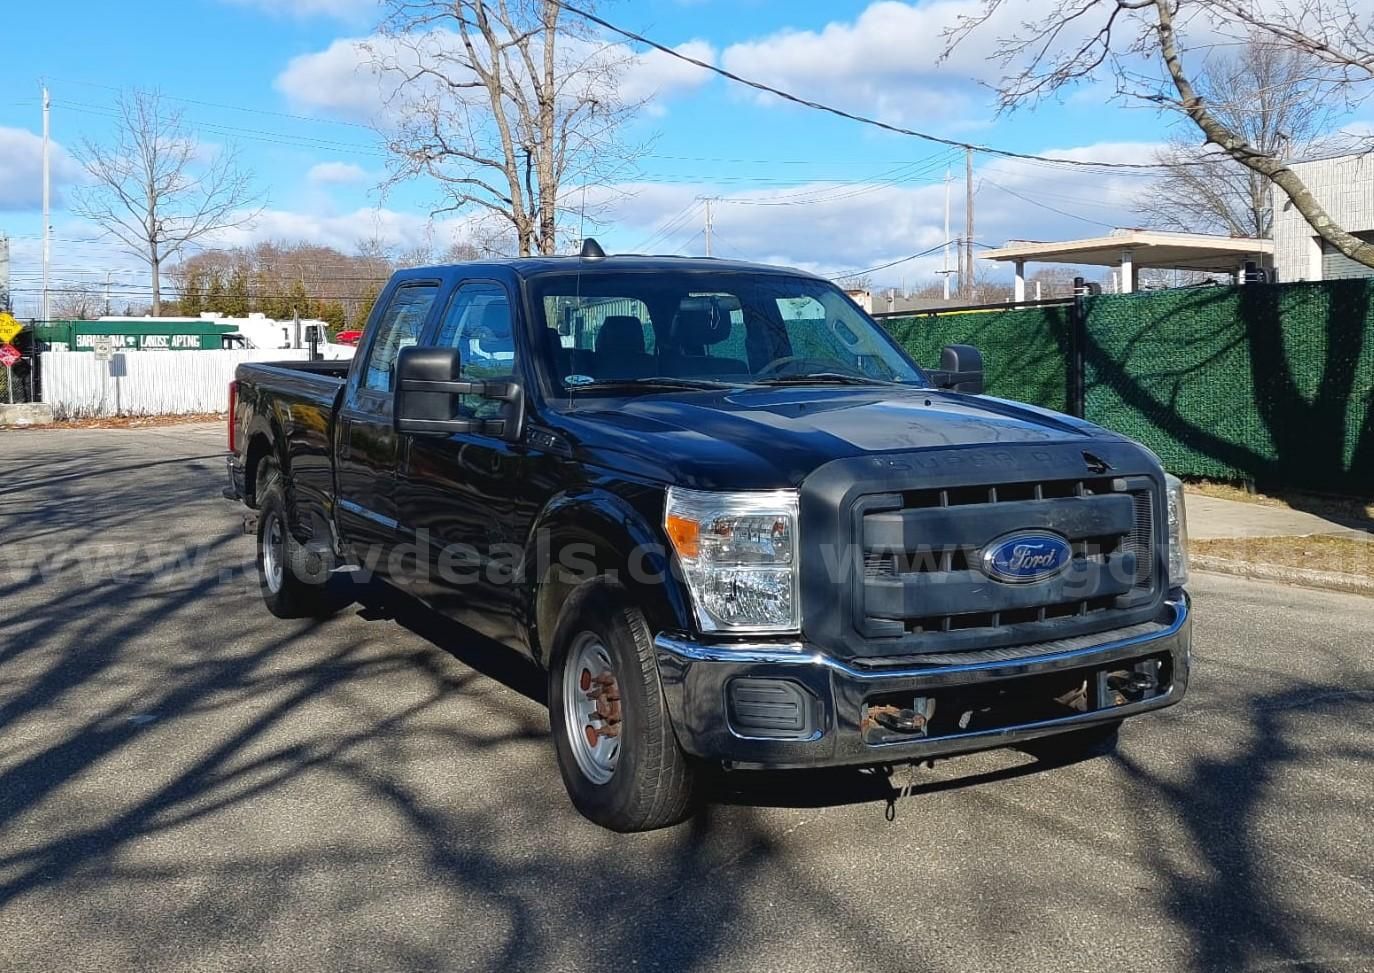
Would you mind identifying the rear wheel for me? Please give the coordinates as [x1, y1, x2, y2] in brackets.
[548, 582, 699, 832]
[255, 461, 338, 620]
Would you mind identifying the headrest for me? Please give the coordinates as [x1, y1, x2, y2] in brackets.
[595, 315, 645, 355]
[671, 306, 732, 350]
[473, 300, 511, 339]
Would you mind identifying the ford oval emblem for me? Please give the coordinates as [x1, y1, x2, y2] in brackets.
[981, 531, 1072, 583]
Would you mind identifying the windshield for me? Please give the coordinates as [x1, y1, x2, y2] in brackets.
[528, 271, 927, 391]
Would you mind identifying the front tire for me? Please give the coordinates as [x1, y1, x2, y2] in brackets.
[548, 582, 699, 832]
[255, 462, 337, 620]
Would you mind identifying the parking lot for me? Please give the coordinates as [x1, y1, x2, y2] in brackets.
[1, 422, 1372, 973]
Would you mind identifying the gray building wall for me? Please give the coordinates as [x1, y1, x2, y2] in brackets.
[1272, 154, 1374, 282]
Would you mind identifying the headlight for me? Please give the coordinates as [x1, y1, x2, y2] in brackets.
[664, 487, 799, 634]
[1165, 474, 1189, 587]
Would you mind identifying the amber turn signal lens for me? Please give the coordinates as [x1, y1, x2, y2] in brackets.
[665, 513, 700, 559]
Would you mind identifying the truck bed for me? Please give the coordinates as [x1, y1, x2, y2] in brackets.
[232, 360, 350, 536]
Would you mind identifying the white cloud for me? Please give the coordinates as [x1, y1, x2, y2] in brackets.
[717, 0, 1019, 124]
[618, 40, 717, 107]
[276, 30, 715, 123]
[0, 126, 82, 211]
[588, 140, 1161, 283]
[203, 205, 481, 255]
[276, 37, 389, 121]
[307, 160, 370, 185]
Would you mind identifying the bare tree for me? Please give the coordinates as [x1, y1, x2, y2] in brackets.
[374, 0, 641, 256]
[945, 0, 1374, 268]
[50, 286, 105, 321]
[71, 89, 261, 315]
[835, 273, 874, 292]
[1137, 37, 1333, 237]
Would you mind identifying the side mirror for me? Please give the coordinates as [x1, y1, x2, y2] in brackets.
[929, 343, 984, 395]
[394, 346, 525, 440]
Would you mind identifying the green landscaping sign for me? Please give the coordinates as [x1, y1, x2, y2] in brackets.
[33, 320, 240, 352]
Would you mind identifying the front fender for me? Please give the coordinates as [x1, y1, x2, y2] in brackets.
[522, 483, 692, 666]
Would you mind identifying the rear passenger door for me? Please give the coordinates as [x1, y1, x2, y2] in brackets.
[335, 280, 441, 573]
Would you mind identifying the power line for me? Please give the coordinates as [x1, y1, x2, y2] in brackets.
[981, 178, 1120, 229]
[553, 1, 1218, 173]
[828, 243, 947, 281]
[45, 76, 377, 130]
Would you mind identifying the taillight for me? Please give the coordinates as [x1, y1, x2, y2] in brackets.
[227, 381, 238, 453]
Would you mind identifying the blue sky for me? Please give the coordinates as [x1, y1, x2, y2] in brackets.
[0, 0, 1330, 314]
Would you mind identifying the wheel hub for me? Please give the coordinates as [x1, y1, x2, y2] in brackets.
[563, 633, 622, 784]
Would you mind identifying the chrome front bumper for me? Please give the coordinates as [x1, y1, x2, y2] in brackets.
[654, 593, 1191, 769]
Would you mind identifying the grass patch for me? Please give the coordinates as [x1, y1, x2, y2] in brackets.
[1193, 534, 1373, 579]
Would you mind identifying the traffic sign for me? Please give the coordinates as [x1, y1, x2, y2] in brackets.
[0, 313, 22, 345]
[0, 344, 20, 368]
[92, 335, 114, 362]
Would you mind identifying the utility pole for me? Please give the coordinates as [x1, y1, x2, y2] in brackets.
[104, 271, 113, 316]
[703, 197, 714, 257]
[0, 233, 10, 312]
[941, 167, 953, 301]
[963, 146, 974, 302]
[42, 84, 52, 324]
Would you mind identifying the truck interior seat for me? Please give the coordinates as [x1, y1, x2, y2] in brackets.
[664, 308, 747, 377]
[593, 315, 658, 379]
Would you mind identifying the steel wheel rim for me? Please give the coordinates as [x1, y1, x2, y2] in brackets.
[562, 632, 621, 785]
[263, 512, 285, 594]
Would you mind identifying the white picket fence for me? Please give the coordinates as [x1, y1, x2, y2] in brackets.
[41, 349, 317, 417]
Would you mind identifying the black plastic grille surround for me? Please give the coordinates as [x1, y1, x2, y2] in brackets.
[797, 442, 1170, 661]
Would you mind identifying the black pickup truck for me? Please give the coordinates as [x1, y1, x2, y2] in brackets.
[225, 245, 1191, 831]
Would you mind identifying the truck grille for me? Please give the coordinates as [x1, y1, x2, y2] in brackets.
[855, 475, 1157, 642]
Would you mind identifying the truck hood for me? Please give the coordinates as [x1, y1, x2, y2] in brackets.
[555, 386, 1125, 490]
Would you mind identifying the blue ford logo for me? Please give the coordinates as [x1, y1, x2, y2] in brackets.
[981, 532, 1072, 583]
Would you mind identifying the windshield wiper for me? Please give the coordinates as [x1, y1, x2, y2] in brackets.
[752, 372, 902, 387]
[565, 377, 735, 392]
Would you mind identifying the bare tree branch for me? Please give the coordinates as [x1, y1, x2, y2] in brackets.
[944, 0, 1374, 269]
[1136, 36, 1337, 237]
[375, 0, 643, 256]
[70, 88, 262, 315]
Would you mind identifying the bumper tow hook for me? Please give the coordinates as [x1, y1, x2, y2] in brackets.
[871, 706, 927, 734]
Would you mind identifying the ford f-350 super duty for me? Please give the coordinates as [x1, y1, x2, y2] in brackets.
[224, 244, 1191, 832]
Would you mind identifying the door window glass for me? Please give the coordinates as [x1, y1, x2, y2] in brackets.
[363, 284, 439, 392]
[437, 282, 514, 419]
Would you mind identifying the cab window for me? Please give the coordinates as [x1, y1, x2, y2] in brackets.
[437, 281, 514, 418]
[363, 284, 439, 393]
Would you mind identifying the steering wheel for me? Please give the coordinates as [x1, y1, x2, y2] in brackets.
[753, 355, 860, 379]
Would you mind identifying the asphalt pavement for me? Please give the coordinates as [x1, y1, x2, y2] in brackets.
[1, 422, 1372, 973]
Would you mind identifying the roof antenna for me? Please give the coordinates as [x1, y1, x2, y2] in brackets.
[580, 237, 605, 260]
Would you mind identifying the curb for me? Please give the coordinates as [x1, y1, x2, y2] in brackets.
[1192, 554, 1374, 597]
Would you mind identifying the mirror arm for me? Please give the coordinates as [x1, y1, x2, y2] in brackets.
[399, 378, 517, 398]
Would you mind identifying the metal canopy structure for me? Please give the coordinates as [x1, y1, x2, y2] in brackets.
[980, 229, 1274, 298]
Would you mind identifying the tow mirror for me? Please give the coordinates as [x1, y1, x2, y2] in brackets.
[929, 343, 984, 395]
[394, 346, 525, 441]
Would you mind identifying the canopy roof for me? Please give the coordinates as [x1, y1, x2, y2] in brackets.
[980, 229, 1273, 273]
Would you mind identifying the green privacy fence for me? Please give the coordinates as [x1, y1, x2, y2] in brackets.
[881, 279, 1374, 497]
[882, 304, 1074, 414]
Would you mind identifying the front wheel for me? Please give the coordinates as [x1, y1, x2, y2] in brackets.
[548, 582, 699, 832]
